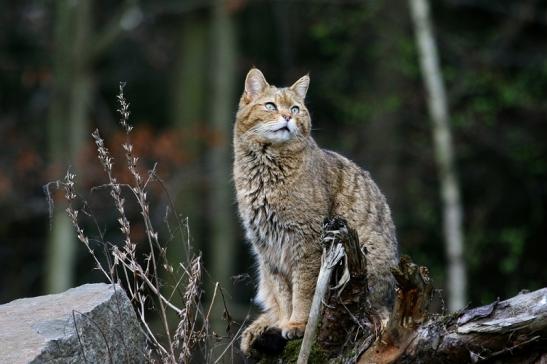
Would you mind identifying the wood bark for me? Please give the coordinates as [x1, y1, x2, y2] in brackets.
[316, 218, 369, 356]
[360, 286, 547, 364]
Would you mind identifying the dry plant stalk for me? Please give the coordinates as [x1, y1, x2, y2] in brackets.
[52, 82, 215, 363]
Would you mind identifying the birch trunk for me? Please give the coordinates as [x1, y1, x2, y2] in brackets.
[409, 0, 466, 311]
[46, 0, 93, 293]
[169, 12, 209, 275]
[46, 0, 140, 294]
[208, 0, 237, 293]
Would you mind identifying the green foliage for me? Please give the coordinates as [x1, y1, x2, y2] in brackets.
[499, 228, 526, 274]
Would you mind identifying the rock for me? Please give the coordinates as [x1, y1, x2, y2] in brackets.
[0, 283, 147, 363]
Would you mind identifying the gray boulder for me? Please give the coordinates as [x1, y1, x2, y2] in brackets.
[0, 283, 147, 363]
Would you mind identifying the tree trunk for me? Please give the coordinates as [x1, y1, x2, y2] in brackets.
[316, 218, 369, 354]
[45, 0, 139, 295]
[168, 12, 209, 265]
[207, 0, 237, 334]
[409, 0, 466, 311]
[361, 2, 406, 212]
[46, 0, 93, 294]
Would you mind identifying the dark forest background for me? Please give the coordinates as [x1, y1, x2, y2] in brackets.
[1, 0, 546, 330]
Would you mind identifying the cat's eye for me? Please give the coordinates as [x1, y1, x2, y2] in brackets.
[290, 106, 300, 114]
[265, 102, 277, 111]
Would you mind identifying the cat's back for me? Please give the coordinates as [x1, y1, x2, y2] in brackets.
[317, 148, 397, 246]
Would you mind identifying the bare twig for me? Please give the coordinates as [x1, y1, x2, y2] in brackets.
[297, 242, 345, 364]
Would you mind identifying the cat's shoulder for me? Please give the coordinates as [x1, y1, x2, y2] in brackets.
[317, 147, 369, 175]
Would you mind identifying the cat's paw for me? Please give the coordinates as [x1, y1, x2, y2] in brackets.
[251, 327, 287, 357]
[241, 323, 287, 358]
[240, 321, 268, 357]
[279, 321, 306, 340]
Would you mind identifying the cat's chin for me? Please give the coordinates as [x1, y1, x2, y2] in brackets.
[261, 129, 294, 144]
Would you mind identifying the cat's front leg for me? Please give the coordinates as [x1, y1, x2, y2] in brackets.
[241, 266, 291, 356]
[279, 256, 321, 339]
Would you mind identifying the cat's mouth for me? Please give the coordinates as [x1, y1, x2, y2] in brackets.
[274, 126, 290, 133]
[263, 123, 295, 143]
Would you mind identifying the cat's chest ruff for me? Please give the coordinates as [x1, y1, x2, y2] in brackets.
[241, 184, 293, 248]
[238, 162, 297, 248]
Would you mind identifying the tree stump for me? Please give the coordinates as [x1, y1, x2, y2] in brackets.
[255, 218, 547, 363]
[317, 217, 371, 356]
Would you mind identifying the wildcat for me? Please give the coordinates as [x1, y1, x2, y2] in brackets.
[233, 68, 399, 356]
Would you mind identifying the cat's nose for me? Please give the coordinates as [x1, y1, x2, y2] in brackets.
[281, 113, 291, 121]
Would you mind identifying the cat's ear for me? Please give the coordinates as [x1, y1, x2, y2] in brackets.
[244, 68, 269, 99]
[289, 74, 310, 99]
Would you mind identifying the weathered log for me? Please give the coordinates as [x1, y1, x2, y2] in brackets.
[359, 257, 546, 364]
[384, 288, 546, 363]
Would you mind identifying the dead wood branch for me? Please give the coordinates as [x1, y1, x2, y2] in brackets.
[297, 238, 345, 364]
[359, 261, 546, 364]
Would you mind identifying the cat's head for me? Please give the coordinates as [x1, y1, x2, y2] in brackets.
[235, 68, 311, 147]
